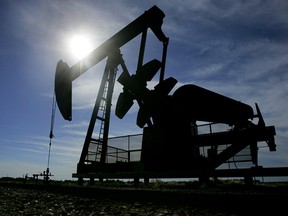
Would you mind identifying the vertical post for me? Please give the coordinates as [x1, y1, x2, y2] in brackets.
[78, 177, 84, 185]
[90, 177, 95, 185]
[134, 177, 140, 186]
[144, 177, 149, 185]
[128, 135, 130, 162]
[209, 123, 212, 134]
[159, 37, 169, 83]
[137, 30, 147, 71]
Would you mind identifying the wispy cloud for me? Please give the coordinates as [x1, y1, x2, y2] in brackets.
[1, 0, 288, 180]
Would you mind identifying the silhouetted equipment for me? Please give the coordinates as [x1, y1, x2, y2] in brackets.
[55, 5, 167, 121]
[32, 168, 54, 183]
[54, 5, 279, 183]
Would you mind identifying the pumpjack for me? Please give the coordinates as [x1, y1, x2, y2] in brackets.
[54, 5, 277, 183]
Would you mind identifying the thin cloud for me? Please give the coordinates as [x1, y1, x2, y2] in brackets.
[1, 1, 288, 180]
[62, 121, 89, 129]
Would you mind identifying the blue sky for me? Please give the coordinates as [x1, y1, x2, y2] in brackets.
[1, 0, 288, 181]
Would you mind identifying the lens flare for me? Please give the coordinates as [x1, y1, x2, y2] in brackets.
[69, 34, 93, 60]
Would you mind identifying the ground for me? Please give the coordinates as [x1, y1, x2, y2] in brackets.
[0, 179, 287, 216]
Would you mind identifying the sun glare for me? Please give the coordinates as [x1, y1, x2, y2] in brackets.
[69, 34, 93, 60]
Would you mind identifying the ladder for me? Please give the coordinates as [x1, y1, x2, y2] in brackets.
[79, 50, 121, 165]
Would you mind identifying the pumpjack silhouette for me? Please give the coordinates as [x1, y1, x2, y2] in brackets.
[54, 5, 277, 183]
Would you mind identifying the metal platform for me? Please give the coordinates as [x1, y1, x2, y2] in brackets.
[72, 166, 288, 180]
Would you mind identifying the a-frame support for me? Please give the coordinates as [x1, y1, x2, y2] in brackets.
[77, 50, 124, 174]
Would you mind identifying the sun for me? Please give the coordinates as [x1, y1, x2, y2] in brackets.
[68, 34, 93, 60]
